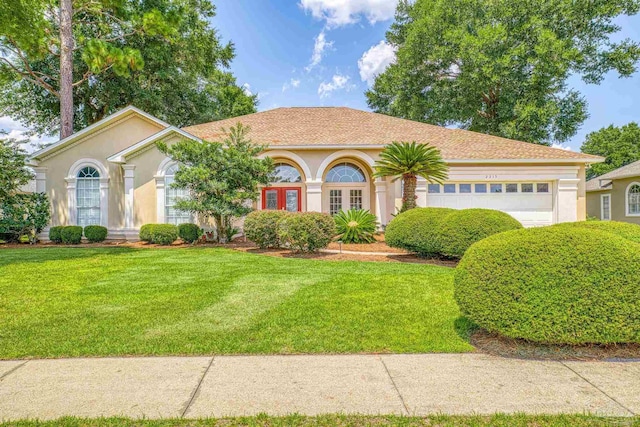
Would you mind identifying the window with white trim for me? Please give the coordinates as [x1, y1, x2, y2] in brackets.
[164, 164, 192, 225]
[272, 163, 302, 183]
[601, 194, 611, 220]
[628, 184, 640, 215]
[76, 167, 101, 226]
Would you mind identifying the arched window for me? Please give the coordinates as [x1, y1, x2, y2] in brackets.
[628, 184, 640, 215]
[272, 163, 302, 183]
[165, 164, 192, 225]
[325, 163, 366, 183]
[76, 166, 101, 226]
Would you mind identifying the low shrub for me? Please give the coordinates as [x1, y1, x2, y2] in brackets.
[49, 226, 64, 243]
[384, 208, 454, 256]
[334, 209, 377, 243]
[84, 225, 108, 243]
[149, 224, 178, 245]
[437, 209, 523, 258]
[454, 226, 640, 344]
[139, 224, 155, 242]
[178, 223, 201, 244]
[552, 220, 640, 244]
[244, 210, 290, 248]
[277, 212, 335, 252]
[60, 226, 83, 244]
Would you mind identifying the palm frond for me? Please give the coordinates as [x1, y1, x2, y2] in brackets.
[373, 141, 449, 183]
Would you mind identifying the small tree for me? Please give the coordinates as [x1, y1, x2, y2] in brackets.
[158, 124, 273, 243]
[374, 141, 448, 211]
[0, 135, 33, 201]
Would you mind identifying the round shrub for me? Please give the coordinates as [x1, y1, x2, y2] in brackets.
[60, 226, 83, 244]
[384, 208, 454, 256]
[334, 209, 377, 243]
[277, 212, 335, 252]
[552, 220, 640, 244]
[438, 209, 522, 258]
[178, 223, 201, 244]
[244, 210, 290, 248]
[454, 226, 640, 344]
[139, 224, 155, 242]
[84, 225, 108, 243]
[49, 226, 64, 243]
[149, 224, 178, 245]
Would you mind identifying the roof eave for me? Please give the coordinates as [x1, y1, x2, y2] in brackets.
[107, 127, 201, 163]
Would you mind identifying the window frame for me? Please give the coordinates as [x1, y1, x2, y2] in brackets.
[601, 193, 611, 221]
[626, 182, 640, 217]
[76, 167, 101, 227]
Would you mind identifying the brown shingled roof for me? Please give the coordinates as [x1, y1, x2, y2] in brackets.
[586, 160, 640, 191]
[184, 107, 603, 162]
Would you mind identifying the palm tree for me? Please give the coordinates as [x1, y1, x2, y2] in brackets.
[374, 141, 449, 211]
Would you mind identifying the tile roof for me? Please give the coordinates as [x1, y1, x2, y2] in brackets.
[184, 107, 603, 162]
[586, 160, 640, 191]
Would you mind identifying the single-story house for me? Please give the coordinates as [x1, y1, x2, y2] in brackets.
[586, 160, 640, 224]
[28, 106, 603, 240]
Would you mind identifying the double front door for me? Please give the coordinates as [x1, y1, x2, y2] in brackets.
[262, 187, 301, 212]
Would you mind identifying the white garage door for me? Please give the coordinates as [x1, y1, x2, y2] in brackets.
[425, 182, 554, 227]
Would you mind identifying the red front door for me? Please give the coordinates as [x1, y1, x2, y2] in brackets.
[262, 187, 302, 212]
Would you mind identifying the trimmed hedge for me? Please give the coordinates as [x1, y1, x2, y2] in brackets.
[552, 220, 640, 244]
[84, 225, 108, 243]
[49, 226, 64, 243]
[277, 212, 335, 252]
[139, 224, 178, 245]
[139, 224, 154, 242]
[244, 210, 290, 249]
[437, 209, 523, 258]
[178, 223, 201, 244]
[384, 208, 455, 256]
[60, 226, 83, 245]
[454, 226, 640, 344]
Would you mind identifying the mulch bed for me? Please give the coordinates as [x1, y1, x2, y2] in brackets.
[470, 329, 640, 361]
[326, 234, 408, 254]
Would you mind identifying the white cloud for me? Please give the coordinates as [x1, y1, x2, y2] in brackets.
[241, 83, 252, 96]
[282, 78, 302, 92]
[300, 0, 399, 27]
[551, 143, 573, 151]
[358, 41, 396, 86]
[318, 74, 351, 98]
[306, 30, 334, 72]
[0, 116, 55, 152]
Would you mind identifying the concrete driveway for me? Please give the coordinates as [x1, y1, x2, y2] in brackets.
[0, 354, 638, 420]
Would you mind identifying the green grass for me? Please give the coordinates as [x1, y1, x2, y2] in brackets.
[0, 247, 472, 358]
[3, 415, 639, 427]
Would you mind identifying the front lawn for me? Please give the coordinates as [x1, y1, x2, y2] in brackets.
[0, 247, 472, 358]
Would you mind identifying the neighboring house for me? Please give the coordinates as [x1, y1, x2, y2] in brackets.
[586, 160, 640, 224]
[28, 106, 602, 240]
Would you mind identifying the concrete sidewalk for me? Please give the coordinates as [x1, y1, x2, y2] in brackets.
[0, 354, 639, 420]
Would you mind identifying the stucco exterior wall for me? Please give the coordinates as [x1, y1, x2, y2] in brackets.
[36, 115, 165, 229]
[586, 190, 605, 220]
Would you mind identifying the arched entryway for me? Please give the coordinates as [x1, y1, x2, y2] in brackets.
[322, 160, 371, 215]
[261, 161, 306, 212]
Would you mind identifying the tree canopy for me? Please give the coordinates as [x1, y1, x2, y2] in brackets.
[581, 122, 640, 179]
[367, 0, 640, 146]
[0, 0, 256, 137]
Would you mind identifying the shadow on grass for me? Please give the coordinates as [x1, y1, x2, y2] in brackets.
[0, 246, 138, 268]
[454, 315, 478, 344]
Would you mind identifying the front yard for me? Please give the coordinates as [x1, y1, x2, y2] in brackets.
[0, 247, 472, 359]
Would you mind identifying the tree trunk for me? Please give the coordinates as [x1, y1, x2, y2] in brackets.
[213, 214, 223, 243]
[59, 0, 74, 139]
[402, 174, 417, 210]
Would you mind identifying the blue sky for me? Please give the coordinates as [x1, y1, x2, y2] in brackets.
[2, 0, 639, 152]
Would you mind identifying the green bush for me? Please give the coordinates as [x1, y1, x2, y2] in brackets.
[60, 226, 83, 244]
[438, 209, 523, 258]
[277, 212, 335, 252]
[0, 193, 50, 243]
[454, 226, 640, 344]
[384, 208, 454, 256]
[84, 225, 108, 243]
[149, 224, 178, 245]
[178, 223, 201, 244]
[552, 220, 640, 244]
[334, 209, 378, 243]
[139, 224, 155, 242]
[244, 210, 290, 248]
[49, 226, 64, 243]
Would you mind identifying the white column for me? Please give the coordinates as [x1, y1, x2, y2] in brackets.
[555, 178, 580, 223]
[99, 178, 109, 228]
[65, 177, 77, 225]
[123, 165, 136, 229]
[306, 180, 323, 212]
[155, 175, 165, 223]
[416, 177, 428, 208]
[374, 178, 387, 228]
[33, 167, 47, 193]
